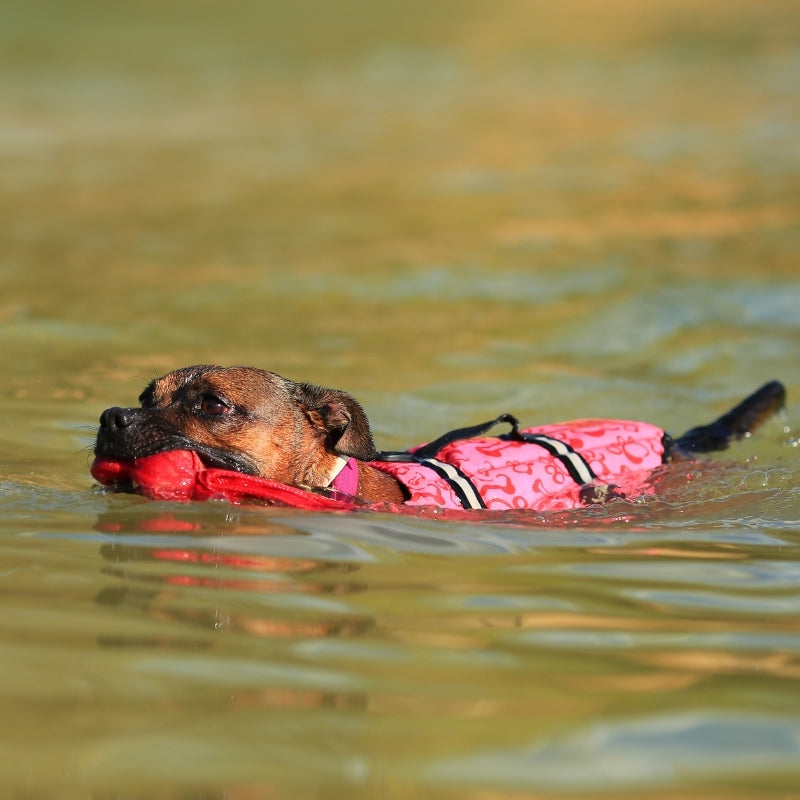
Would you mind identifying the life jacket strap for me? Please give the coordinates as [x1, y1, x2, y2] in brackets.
[415, 457, 487, 510]
[506, 432, 598, 485]
[376, 413, 521, 463]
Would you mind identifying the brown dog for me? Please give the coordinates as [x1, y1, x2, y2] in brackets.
[94, 365, 407, 503]
[94, 365, 786, 508]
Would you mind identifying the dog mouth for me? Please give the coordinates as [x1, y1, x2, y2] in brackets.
[92, 441, 261, 496]
[91, 444, 263, 501]
[95, 431, 260, 475]
[185, 445, 259, 475]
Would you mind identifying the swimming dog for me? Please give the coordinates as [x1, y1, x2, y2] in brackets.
[93, 366, 785, 510]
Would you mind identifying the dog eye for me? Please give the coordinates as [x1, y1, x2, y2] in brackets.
[199, 394, 232, 416]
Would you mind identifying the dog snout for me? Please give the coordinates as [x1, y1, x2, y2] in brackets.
[99, 406, 138, 431]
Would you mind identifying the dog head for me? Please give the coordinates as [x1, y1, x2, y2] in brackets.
[94, 365, 378, 488]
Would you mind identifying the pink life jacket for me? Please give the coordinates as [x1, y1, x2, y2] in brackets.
[369, 415, 669, 513]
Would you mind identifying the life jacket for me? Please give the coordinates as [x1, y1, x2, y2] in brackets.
[369, 414, 669, 512]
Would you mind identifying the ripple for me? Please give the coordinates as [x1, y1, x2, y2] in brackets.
[429, 711, 800, 790]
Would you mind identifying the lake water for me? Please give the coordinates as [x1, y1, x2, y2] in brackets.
[1, 1, 800, 798]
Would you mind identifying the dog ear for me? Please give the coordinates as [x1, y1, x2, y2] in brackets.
[292, 382, 378, 461]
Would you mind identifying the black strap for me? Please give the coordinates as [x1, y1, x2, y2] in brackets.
[375, 413, 520, 463]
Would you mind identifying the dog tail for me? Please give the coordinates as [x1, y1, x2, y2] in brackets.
[671, 380, 786, 456]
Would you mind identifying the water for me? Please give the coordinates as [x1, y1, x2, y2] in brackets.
[1, 1, 800, 797]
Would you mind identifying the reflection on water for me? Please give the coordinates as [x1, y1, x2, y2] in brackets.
[1, 0, 800, 797]
[3, 477, 800, 797]
[8, 497, 797, 798]
[97, 531, 371, 646]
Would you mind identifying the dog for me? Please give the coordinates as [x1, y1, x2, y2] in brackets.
[93, 365, 786, 511]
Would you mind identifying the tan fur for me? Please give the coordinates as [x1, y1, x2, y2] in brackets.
[95, 365, 405, 503]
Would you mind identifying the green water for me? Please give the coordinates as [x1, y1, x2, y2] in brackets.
[1, 1, 800, 797]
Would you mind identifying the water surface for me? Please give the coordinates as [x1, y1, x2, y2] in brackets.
[1, 2, 800, 798]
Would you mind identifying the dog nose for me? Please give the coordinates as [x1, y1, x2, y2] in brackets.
[100, 406, 136, 430]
